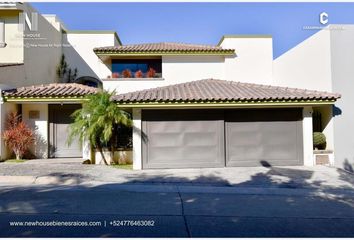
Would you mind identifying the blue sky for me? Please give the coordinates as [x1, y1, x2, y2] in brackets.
[32, 2, 354, 59]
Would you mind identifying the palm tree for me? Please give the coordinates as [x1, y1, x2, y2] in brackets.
[68, 90, 132, 165]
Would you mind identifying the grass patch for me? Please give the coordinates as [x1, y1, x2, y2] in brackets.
[111, 164, 133, 170]
[4, 159, 26, 163]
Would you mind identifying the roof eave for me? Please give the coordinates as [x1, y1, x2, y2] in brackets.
[115, 99, 338, 108]
[4, 96, 90, 103]
[94, 51, 235, 57]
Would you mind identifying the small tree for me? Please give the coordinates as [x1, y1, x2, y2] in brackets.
[2, 112, 35, 160]
[68, 90, 132, 165]
[56, 54, 78, 83]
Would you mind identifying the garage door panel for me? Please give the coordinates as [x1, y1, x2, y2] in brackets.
[226, 109, 303, 167]
[143, 109, 303, 169]
[142, 110, 224, 169]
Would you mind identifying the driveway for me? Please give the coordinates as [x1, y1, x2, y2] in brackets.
[0, 159, 353, 191]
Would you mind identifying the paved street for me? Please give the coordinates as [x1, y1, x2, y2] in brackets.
[1, 184, 354, 237]
[1, 160, 354, 237]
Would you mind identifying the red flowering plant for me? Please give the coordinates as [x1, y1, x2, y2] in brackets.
[112, 72, 120, 78]
[2, 112, 35, 160]
[146, 68, 156, 78]
[122, 69, 132, 78]
[134, 70, 143, 78]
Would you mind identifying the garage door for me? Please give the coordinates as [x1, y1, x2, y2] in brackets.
[49, 104, 82, 158]
[142, 108, 303, 169]
[142, 110, 225, 169]
[225, 109, 303, 167]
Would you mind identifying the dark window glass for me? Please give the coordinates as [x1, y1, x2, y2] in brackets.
[112, 59, 162, 77]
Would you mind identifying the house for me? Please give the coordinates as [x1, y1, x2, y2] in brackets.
[0, 2, 118, 159]
[1, 3, 350, 171]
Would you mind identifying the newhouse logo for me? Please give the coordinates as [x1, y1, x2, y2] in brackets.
[18, 12, 38, 32]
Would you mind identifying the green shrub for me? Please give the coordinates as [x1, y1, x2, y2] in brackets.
[313, 132, 326, 150]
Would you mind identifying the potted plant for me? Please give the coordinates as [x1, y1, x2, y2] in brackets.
[146, 67, 156, 78]
[113, 132, 133, 165]
[313, 132, 326, 150]
[68, 90, 132, 165]
[122, 69, 132, 78]
[2, 112, 35, 160]
[112, 72, 120, 78]
[134, 70, 143, 78]
[313, 132, 333, 165]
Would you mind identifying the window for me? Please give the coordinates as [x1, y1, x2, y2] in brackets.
[0, 19, 5, 48]
[111, 59, 162, 78]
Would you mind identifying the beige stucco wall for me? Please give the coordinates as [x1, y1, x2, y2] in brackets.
[0, 64, 25, 85]
[21, 4, 63, 87]
[0, 10, 23, 64]
[0, 4, 64, 88]
[0, 102, 18, 160]
[63, 32, 117, 81]
[22, 103, 48, 158]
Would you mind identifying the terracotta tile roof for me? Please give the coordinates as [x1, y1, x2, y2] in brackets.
[94, 42, 235, 55]
[113, 79, 340, 103]
[0, 63, 24, 67]
[3, 83, 98, 98]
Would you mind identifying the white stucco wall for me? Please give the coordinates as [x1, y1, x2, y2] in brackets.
[273, 24, 354, 170]
[220, 36, 273, 85]
[22, 103, 48, 158]
[103, 55, 225, 94]
[273, 29, 333, 91]
[303, 107, 314, 166]
[330, 25, 354, 170]
[63, 32, 117, 81]
[132, 108, 142, 170]
[104, 36, 274, 94]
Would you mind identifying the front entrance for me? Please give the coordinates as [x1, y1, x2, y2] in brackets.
[49, 104, 82, 158]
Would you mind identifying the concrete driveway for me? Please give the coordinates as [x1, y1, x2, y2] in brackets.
[0, 159, 353, 190]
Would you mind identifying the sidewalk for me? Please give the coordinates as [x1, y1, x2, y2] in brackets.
[1, 162, 354, 194]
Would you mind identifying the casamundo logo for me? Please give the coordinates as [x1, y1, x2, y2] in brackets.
[319, 12, 329, 25]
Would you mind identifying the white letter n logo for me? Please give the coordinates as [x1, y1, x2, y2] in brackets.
[19, 12, 38, 32]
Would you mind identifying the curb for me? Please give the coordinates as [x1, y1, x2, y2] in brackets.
[0, 176, 36, 185]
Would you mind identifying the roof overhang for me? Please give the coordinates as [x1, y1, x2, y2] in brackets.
[4, 96, 89, 103]
[95, 51, 235, 61]
[116, 99, 337, 109]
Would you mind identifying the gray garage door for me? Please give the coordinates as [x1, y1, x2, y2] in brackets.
[49, 104, 82, 158]
[142, 108, 303, 169]
[225, 109, 303, 167]
[142, 110, 225, 169]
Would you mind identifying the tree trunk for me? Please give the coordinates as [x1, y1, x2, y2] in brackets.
[96, 142, 108, 165]
[15, 150, 21, 160]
